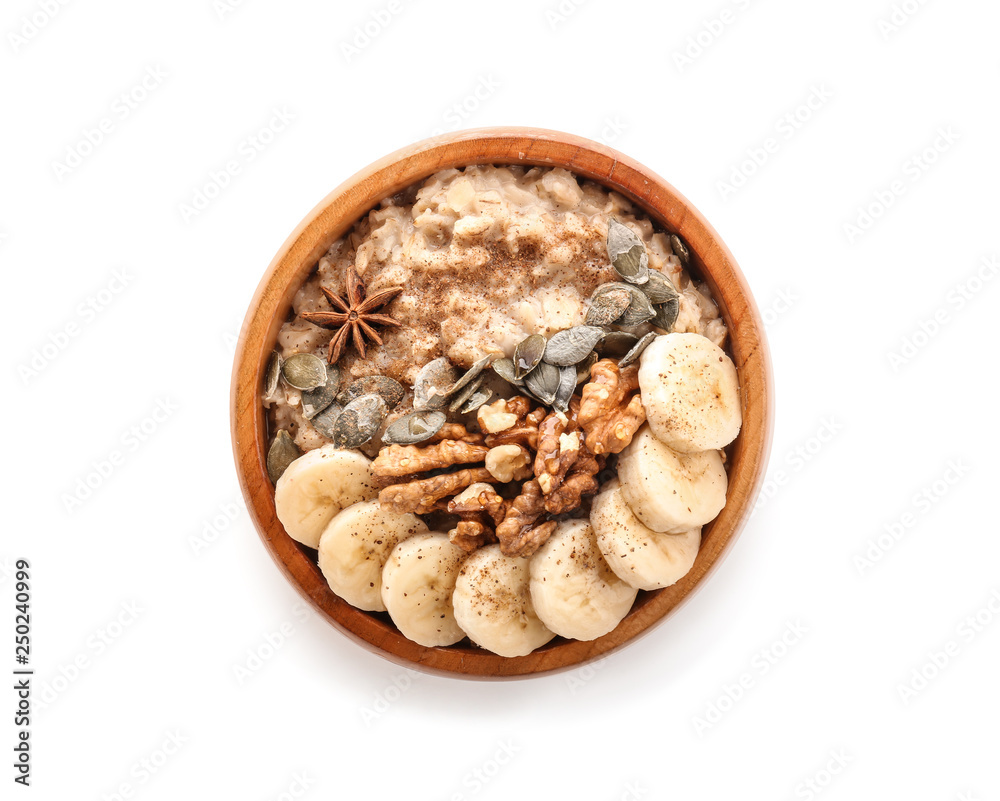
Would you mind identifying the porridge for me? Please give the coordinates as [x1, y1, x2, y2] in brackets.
[263, 165, 743, 657]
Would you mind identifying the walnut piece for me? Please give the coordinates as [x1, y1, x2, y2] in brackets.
[448, 482, 508, 525]
[485, 405, 546, 450]
[533, 412, 581, 495]
[477, 398, 519, 433]
[496, 479, 548, 557]
[449, 519, 496, 552]
[372, 440, 489, 477]
[485, 444, 533, 482]
[578, 359, 646, 455]
[431, 424, 484, 444]
[378, 467, 494, 515]
[501, 520, 557, 559]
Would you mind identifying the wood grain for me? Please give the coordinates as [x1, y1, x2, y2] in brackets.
[231, 127, 774, 679]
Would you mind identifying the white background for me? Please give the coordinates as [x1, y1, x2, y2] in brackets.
[2, 0, 998, 798]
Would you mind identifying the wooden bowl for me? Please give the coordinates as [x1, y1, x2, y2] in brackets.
[231, 127, 773, 679]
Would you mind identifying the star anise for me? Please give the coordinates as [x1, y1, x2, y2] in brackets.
[300, 266, 403, 364]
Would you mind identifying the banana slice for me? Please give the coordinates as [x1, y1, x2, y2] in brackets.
[591, 480, 702, 591]
[617, 425, 727, 533]
[452, 545, 556, 657]
[381, 533, 468, 647]
[638, 332, 742, 453]
[317, 500, 427, 612]
[529, 520, 638, 641]
[274, 445, 377, 548]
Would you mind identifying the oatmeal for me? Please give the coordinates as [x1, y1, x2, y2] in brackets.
[268, 165, 726, 453]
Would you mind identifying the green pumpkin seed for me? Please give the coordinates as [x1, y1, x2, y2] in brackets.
[264, 352, 283, 400]
[337, 375, 404, 409]
[650, 297, 680, 332]
[332, 394, 388, 449]
[382, 410, 447, 445]
[616, 286, 656, 327]
[597, 331, 639, 358]
[448, 355, 492, 396]
[524, 360, 560, 405]
[413, 358, 459, 411]
[267, 430, 301, 484]
[449, 374, 485, 412]
[513, 335, 546, 379]
[585, 287, 631, 326]
[491, 357, 524, 387]
[544, 325, 606, 366]
[670, 233, 690, 264]
[301, 364, 340, 419]
[311, 402, 344, 439]
[281, 353, 327, 390]
[552, 366, 577, 413]
[640, 270, 679, 305]
[607, 218, 649, 285]
[576, 352, 598, 384]
[460, 386, 494, 414]
[618, 332, 658, 368]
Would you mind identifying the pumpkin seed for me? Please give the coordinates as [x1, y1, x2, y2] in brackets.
[607, 218, 649, 284]
[585, 287, 631, 326]
[301, 364, 340, 419]
[576, 352, 598, 384]
[513, 334, 546, 379]
[524, 360, 560, 406]
[650, 297, 680, 332]
[597, 331, 639, 358]
[544, 325, 606, 366]
[332, 394, 388, 449]
[264, 352, 283, 399]
[460, 386, 494, 414]
[281, 353, 327, 390]
[670, 233, 690, 264]
[382, 410, 447, 445]
[267, 430, 300, 484]
[413, 358, 459, 411]
[310, 402, 344, 439]
[449, 374, 485, 412]
[618, 332, 658, 368]
[553, 366, 577, 413]
[337, 375, 404, 409]
[640, 270, 679, 305]
[491, 357, 525, 387]
[448, 355, 492, 396]
[616, 285, 656, 327]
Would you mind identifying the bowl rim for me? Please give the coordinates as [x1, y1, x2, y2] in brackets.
[231, 126, 774, 680]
